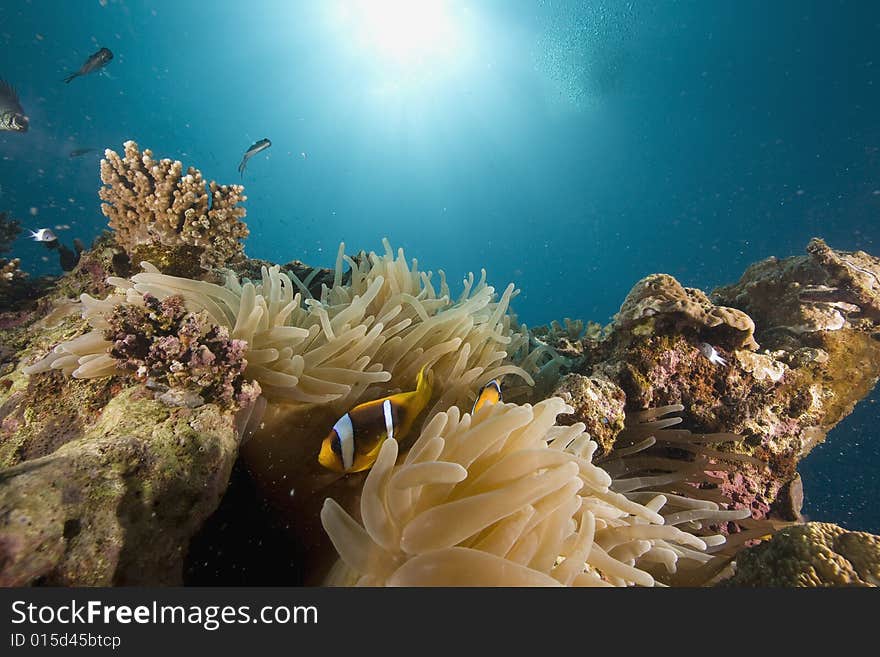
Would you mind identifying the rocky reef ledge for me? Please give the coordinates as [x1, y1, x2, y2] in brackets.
[0, 385, 239, 586]
[550, 238, 880, 530]
[1, 144, 878, 587]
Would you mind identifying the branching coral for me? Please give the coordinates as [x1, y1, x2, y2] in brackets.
[320, 397, 743, 586]
[99, 141, 248, 275]
[25, 240, 536, 414]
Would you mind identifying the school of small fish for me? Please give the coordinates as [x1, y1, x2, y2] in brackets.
[4, 42, 276, 176]
[2, 40, 278, 277]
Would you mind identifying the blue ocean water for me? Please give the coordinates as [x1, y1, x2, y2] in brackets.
[0, 0, 878, 532]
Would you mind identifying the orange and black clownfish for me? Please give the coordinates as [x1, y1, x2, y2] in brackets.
[472, 379, 502, 414]
[318, 366, 434, 474]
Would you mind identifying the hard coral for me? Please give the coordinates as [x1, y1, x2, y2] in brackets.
[573, 239, 880, 528]
[100, 141, 248, 276]
[713, 237, 880, 345]
[722, 522, 880, 587]
[0, 387, 240, 586]
[616, 273, 758, 350]
[553, 373, 626, 456]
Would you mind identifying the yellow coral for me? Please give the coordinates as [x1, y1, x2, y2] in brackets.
[616, 273, 758, 350]
[100, 141, 248, 272]
[725, 522, 880, 586]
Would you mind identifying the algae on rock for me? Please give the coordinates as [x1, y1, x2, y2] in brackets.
[0, 386, 239, 586]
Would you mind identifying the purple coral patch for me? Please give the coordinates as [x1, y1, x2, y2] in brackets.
[104, 294, 255, 408]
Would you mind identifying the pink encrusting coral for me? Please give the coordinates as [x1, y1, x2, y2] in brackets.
[103, 293, 260, 408]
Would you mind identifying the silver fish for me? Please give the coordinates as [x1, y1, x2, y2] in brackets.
[0, 79, 28, 132]
[29, 228, 58, 242]
[699, 342, 727, 367]
[63, 47, 114, 83]
[238, 138, 271, 177]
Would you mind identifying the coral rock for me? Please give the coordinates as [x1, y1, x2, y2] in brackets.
[722, 522, 880, 587]
[552, 373, 626, 455]
[0, 386, 240, 585]
[713, 237, 880, 343]
[615, 273, 758, 350]
[99, 141, 248, 276]
[576, 239, 880, 524]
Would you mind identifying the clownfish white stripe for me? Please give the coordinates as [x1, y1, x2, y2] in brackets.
[334, 413, 355, 471]
[383, 399, 394, 441]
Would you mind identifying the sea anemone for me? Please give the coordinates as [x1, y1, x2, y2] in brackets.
[598, 404, 781, 582]
[320, 397, 744, 586]
[24, 240, 536, 413]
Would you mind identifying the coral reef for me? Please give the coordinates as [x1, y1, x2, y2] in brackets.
[99, 141, 248, 276]
[721, 522, 880, 587]
[2, 141, 879, 590]
[552, 373, 626, 455]
[0, 386, 241, 585]
[0, 211, 53, 312]
[103, 293, 260, 409]
[321, 397, 745, 586]
[531, 317, 585, 359]
[0, 258, 30, 310]
[48, 231, 130, 302]
[569, 240, 880, 524]
[615, 273, 758, 350]
[26, 240, 534, 413]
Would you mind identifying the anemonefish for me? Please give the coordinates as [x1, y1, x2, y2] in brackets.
[318, 366, 434, 474]
[472, 379, 502, 414]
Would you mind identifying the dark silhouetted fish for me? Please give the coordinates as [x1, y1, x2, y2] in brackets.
[57, 239, 84, 271]
[68, 147, 97, 158]
[63, 47, 114, 83]
[0, 79, 28, 132]
[238, 138, 271, 177]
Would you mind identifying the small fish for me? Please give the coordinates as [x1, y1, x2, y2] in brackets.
[0, 79, 28, 132]
[68, 147, 96, 158]
[472, 379, 502, 414]
[29, 228, 58, 242]
[318, 366, 433, 474]
[699, 342, 727, 367]
[63, 47, 114, 83]
[238, 138, 271, 177]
